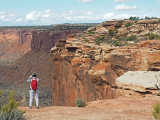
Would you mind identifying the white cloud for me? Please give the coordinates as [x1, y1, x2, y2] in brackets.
[85, 11, 93, 15]
[25, 11, 41, 20]
[61, 10, 93, 17]
[17, 9, 97, 25]
[158, 0, 160, 4]
[103, 13, 114, 19]
[16, 18, 23, 22]
[0, 15, 5, 20]
[115, 4, 138, 11]
[25, 10, 54, 21]
[78, 0, 92, 3]
[115, 14, 136, 19]
[0, 11, 16, 22]
[103, 12, 137, 20]
[114, 0, 133, 2]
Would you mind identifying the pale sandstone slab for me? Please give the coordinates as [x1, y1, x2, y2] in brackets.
[116, 71, 160, 92]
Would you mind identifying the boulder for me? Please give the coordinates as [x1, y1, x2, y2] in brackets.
[139, 30, 150, 36]
[51, 46, 59, 54]
[102, 20, 123, 28]
[103, 54, 111, 62]
[116, 71, 160, 92]
[156, 24, 160, 29]
[95, 55, 102, 62]
[117, 28, 128, 36]
[96, 27, 108, 34]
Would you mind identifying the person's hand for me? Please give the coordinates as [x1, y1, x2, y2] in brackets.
[29, 75, 32, 78]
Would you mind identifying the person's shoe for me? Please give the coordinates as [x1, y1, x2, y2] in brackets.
[36, 106, 39, 109]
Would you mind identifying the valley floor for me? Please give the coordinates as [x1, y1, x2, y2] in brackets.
[19, 96, 160, 120]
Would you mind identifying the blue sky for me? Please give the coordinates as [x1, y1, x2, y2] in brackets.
[0, 0, 160, 26]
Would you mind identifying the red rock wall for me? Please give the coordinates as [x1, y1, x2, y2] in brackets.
[0, 29, 33, 62]
[31, 30, 80, 53]
[52, 52, 116, 106]
[51, 36, 160, 106]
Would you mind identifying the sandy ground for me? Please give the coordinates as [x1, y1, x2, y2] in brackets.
[19, 96, 160, 120]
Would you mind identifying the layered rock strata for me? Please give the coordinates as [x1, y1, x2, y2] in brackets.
[0, 29, 33, 62]
[31, 30, 81, 53]
[51, 19, 160, 106]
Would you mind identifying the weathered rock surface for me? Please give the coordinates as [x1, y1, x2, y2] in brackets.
[116, 71, 160, 92]
[0, 29, 33, 62]
[2, 19, 160, 107]
[88, 19, 160, 40]
[32, 30, 81, 53]
[51, 19, 160, 106]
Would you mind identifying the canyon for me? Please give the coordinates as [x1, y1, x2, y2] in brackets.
[0, 25, 94, 106]
[1, 19, 160, 108]
[0, 29, 32, 63]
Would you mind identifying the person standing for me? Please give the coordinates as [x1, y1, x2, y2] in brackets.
[27, 73, 40, 109]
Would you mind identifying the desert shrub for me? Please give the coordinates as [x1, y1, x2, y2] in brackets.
[0, 90, 25, 120]
[0, 109, 25, 120]
[115, 35, 119, 39]
[108, 29, 118, 36]
[152, 102, 160, 120]
[1, 90, 19, 113]
[95, 36, 105, 45]
[0, 90, 2, 97]
[148, 33, 160, 40]
[113, 40, 120, 46]
[84, 39, 89, 43]
[74, 97, 86, 107]
[77, 33, 83, 38]
[115, 35, 122, 41]
[125, 22, 132, 28]
[126, 35, 137, 41]
[88, 31, 95, 34]
[0, 90, 2, 109]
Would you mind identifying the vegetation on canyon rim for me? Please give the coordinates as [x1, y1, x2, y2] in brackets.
[0, 90, 25, 120]
[90, 18, 160, 47]
[74, 97, 86, 107]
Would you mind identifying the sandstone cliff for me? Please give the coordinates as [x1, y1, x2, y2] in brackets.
[0, 29, 33, 62]
[51, 19, 160, 106]
[0, 28, 87, 106]
[31, 30, 81, 53]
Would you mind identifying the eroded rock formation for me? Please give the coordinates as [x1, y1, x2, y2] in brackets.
[51, 19, 160, 106]
[31, 30, 82, 53]
[0, 29, 33, 62]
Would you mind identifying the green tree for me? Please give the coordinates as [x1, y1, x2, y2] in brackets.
[129, 16, 139, 21]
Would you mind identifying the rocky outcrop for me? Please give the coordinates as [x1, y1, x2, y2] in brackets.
[88, 19, 160, 39]
[51, 19, 160, 106]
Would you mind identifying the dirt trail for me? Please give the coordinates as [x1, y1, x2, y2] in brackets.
[19, 96, 160, 120]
